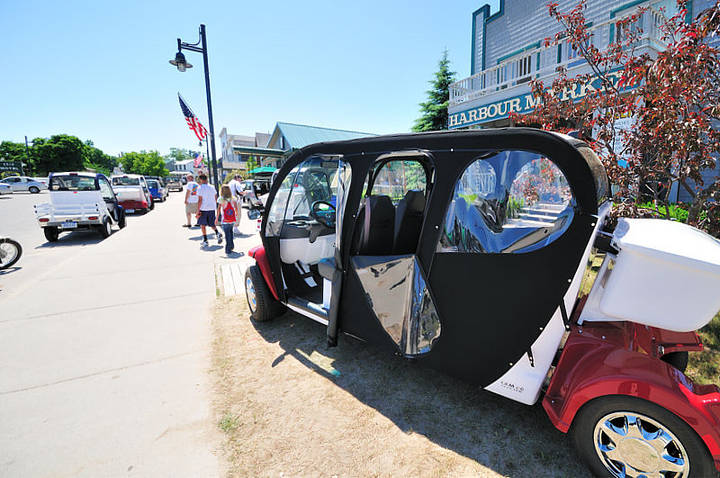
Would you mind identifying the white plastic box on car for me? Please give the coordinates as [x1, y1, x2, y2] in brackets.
[598, 218, 720, 332]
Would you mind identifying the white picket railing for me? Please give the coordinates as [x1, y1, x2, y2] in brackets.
[450, 5, 669, 107]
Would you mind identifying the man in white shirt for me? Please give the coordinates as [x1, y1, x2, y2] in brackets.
[228, 174, 242, 198]
[195, 174, 223, 247]
[183, 174, 200, 227]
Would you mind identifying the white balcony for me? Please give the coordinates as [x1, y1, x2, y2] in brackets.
[450, 6, 669, 109]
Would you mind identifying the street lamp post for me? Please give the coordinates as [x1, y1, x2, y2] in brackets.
[169, 24, 220, 190]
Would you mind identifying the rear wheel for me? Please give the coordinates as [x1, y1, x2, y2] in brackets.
[98, 218, 113, 238]
[29, 186, 40, 194]
[43, 227, 59, 242]
[245, 265, 285, 322]
[572, 396, 716, 477]
[148, 198, 154, 210]
[118, 209, 126, 228]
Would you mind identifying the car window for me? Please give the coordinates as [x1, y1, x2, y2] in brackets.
[370, 160, 426, 205]
[98, 178, 114, 198]
[266, 167, 300, 236]
[112, 176, 140, 186]
[50, 175, 98, 191]
[437, 150, 575, 254]
[147, 180, 159, 188]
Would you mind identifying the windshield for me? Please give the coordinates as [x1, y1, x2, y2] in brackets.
[147, 180, 160, 188]
[112, 176, 140, 186]
[50, 175, 97, 191]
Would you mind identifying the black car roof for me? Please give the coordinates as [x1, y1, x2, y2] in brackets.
[282, 127, 607, 214]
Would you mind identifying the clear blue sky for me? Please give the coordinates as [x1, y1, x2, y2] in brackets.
[1, 0, 499, 156]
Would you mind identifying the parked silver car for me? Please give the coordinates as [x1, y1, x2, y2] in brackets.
[0, 176, 48, 193]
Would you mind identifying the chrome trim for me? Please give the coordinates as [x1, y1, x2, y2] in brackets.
[593, 411, 690, 477]
[285, 303, 329, 326]
[245, 277, 256, 314]
[353, 255, 441, 356]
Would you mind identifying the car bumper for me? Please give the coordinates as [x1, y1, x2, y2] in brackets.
[119, 200, 148, 211]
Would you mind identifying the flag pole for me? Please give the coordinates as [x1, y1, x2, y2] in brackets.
[206, 138, 212, 184]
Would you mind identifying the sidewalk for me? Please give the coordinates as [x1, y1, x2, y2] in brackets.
[0, 193, 224, 477]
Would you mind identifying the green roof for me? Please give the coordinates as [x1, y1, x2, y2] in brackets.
[275, 122, 376, 149]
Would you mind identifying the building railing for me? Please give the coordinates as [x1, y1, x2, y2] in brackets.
[450, 5, 669, 107]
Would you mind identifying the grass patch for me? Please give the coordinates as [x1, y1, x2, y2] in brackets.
[686, 312, 720, 384]
[218, 412, 241, 433]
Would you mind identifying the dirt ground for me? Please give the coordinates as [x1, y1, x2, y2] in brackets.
[209, 296, 591, 477]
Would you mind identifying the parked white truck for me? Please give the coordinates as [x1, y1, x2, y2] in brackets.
[34, 172, 126, 242]
[110, 174, 154, 214]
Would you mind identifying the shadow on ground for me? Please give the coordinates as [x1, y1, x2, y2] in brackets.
[250, 310, 587, 477]
[35, 231, 104, 249]
[0, 266, 21, 275]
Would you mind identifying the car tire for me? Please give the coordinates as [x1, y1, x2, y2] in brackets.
[43, 227, 59, 242]
[29, 186, 40, 194]
[571, 395, 716, 478]
[245, 265, 285, 322]
[0, 238, 22, 269]
[118, 209, 126, 229]
[148, 198, 154, 210]
[99, 218, 113, 238]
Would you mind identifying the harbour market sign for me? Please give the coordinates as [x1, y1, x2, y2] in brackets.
[448, 69, 635, 129]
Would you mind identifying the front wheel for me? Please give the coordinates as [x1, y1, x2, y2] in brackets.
[43, 226, 59, 242]
[572, 396, 716, 477]
[0, 238, 22, 269]
[245, 265, 285, 322]
[117, 209, 126, 228]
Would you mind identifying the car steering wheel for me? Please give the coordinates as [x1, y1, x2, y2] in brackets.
[310, 200, 336, 228]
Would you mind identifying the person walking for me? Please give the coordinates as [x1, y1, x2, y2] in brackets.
[195, 174, 222, 247]
[228, 174, 242, 198]
[184, 174, 200, 227]
[228, 174, 244, 236]
[216, 185, 239, 255]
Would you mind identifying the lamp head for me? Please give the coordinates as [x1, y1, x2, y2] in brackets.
[169, 51, 193, 72]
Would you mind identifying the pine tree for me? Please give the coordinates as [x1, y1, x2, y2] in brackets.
[412, 50, 456, 132]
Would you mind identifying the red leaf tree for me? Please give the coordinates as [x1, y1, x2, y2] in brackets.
[511, 0, 720, 236]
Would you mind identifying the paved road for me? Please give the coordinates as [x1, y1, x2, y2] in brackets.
[0, 190, 244, 477]
[0, 191, 130, 296]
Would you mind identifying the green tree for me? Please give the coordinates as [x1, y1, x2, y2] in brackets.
[32, 134, 85, 175]
[82, 140, 117, 175]
[119, 151, 169, 176]
[239, 156, 259, 179]
[0, 141, 28, 172]
[164, 147, 200, 169]
[412, 50, 456, 132]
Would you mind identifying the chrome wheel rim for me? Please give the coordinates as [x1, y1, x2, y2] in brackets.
[594, 411, 690, 478]
[106, 221, 112, 235]
[245, 277, 256, 313]
[0, 243, 19, 266]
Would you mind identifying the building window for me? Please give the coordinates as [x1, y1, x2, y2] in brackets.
[437, 150, 575, 254]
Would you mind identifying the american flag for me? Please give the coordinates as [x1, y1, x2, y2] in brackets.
[178, 93, 208, 142]
[193, 152, 204, 168]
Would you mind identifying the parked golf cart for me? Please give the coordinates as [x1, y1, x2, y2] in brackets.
[244, 128, 720, 477]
